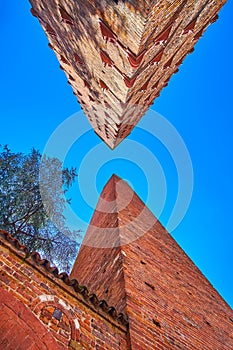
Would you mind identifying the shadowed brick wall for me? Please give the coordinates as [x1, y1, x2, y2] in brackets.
[0, 231, 128, 350]
[1, 176, 232, 349]
[28, 0, 226, 148]
[71, 175, 233, 350]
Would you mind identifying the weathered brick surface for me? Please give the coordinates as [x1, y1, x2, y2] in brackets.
[0, 234, 128, 349]
[1, 176, 233, 349]
[28, 0, 226, 148]
[0, 289, 61, 350]
[71, 175, 233, 350]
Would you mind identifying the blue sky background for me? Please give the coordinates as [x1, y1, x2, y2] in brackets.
[1, 2, 232, 307]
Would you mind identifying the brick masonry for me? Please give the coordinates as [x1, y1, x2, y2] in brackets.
[0, 231, 128, 350]
[0, 175, 233, 349]
[71, 175, 233, 350]
[28, 0, 226, 148]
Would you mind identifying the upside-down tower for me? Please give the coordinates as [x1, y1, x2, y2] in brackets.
[71, 174, 233, 349]
[29, 0, 225, 148]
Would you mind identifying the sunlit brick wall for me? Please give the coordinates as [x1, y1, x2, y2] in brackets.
[28, 0, 226, 148]
[0, 233, 128, 350]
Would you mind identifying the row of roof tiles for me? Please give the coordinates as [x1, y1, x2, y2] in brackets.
[0, 229, 128, 327]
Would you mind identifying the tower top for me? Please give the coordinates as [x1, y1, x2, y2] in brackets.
[29, 0, 226, 148]
[71, 174, 233, 350]
[78, 173, 157, 249]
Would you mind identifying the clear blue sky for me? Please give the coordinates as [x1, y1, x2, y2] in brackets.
[1, 2, 232, 307]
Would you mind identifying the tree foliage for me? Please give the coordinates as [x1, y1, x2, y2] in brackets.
[0, 145, 80, 272]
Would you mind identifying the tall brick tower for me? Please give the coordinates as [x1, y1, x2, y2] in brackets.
[29, 0, 225, 148]
[71, 174, 233, 350]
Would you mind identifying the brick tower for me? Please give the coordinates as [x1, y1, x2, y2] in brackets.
[71, 174, 233, 350]
[0, 176, 232, 349]
[29, 0, 225, 148]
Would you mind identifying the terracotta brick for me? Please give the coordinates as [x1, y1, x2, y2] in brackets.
[39, 315, 50, 325]
[0, 292, 60, 349]
[51, 317, 59, 325]
[1, 171, 232, 350]
[18, 335, 35, 350]
[71, 175, 233, 350]
[59, 328, 70, 339]
[52, 330, 70, 346]
[28, 0, 226, 149]
[41, 307, 53, 320]
[0, 270, 11, 285]
[59, 321, 71, 332]
[47, 306, 55, 314]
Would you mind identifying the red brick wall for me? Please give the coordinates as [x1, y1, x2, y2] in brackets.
[123, 221, 233, 350]
[0, 236, 128, 350]
[0, 289, 61, 350]
[1, 173, 233, 350]
[71, 175, 233, 350]
[28, 0, 226, 148]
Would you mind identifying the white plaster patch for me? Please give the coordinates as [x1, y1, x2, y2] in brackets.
[58, 298, 72, 311]
[74, 318, 80, 329]
[39, 294, 55, 302]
